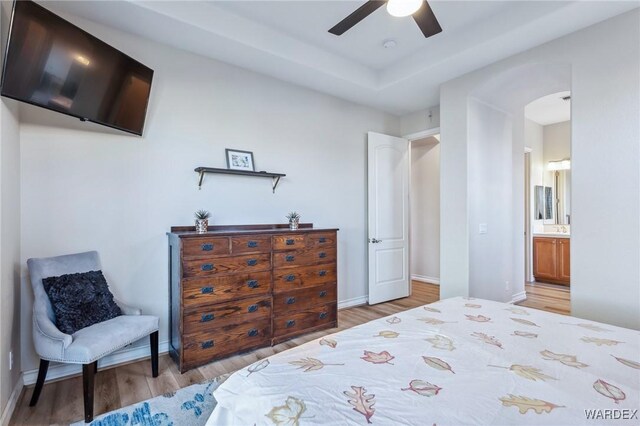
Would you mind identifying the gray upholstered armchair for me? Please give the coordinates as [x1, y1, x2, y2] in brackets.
[27, 251, 159, 423]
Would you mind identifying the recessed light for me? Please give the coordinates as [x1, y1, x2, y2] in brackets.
[383, 39, 397, 49]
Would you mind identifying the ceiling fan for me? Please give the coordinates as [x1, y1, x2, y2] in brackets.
[329, 0, 442, 38]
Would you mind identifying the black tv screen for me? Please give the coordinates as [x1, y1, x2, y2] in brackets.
[1, 1, 153, 135]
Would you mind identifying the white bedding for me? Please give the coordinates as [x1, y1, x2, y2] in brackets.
[207, 297, 639, 425]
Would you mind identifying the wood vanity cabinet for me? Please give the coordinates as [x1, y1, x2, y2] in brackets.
[533, 237, 570, 285]
[167, 223, 338, 373]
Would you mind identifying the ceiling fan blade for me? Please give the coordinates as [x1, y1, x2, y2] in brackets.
[413, 1, 442, 38]
[329, 0, 386, 36]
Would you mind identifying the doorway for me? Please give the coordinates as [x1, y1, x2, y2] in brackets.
[366, 129, 441, 306]
[409, 133, 441, 300]
[524, 92, 572, 307]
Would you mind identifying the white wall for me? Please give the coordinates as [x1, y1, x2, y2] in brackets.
[0, 0, 22, 418]
[400, 106, 440, 136]
[543, 121, 571, 163]
[18, 13, 400, 373]
[525, 119, 545, 234]
[0, 97, 21, 424]
[410, 137, 440, 283]
[467, 99, 515, 301]
[440, 9, 639, 329]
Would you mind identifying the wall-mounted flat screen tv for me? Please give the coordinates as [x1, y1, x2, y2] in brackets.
[1, 1, 153, 136]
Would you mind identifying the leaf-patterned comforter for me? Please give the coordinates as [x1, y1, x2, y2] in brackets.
[206, 297, 640, 425]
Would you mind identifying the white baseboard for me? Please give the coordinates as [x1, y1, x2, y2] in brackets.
[411, 275, 440, 285]
[22, 341, 170, 386]
[1, 373, 23, 426]
[510, 291, 527, 304]
[338, 296, 368, 309]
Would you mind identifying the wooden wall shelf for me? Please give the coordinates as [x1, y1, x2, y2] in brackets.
[194, 167, 286, 193]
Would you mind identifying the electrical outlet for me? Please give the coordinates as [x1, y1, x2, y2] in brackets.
[9, 351, 13, 371]
[505, 281, 510, 291]
[479, 223, 488, 234]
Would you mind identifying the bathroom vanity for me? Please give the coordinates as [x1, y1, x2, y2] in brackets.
[533, 234, 570, 285]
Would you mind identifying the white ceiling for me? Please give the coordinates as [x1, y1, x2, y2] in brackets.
[45, 1, 639, 116]
[214, 1, 510, 70]
[525, 91, 571, 126]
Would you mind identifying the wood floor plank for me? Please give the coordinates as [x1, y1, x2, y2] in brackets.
[115, 359, 153, 407]
[50, 374, 84, 425]
[10, 281, 570, 425]
[94, 367, 121, 419]
[517, 282, 570, 315]
[145, 356, 180, 397]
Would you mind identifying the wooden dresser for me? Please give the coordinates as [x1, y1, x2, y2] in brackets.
[167, 224, 338, 373]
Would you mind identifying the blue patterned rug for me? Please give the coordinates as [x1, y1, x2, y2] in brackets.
[71, 376, 225, 426]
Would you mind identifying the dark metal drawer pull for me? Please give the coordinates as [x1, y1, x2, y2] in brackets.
[285, 255, 295, 262]
[247, 280, 259, 288]
[319, 290, 327, 297]
[319, 237, 326, 243]
[247, 329, 259, 337]
[285, 274, 296, 282]
[286, 297, 296, 305]
[201, 340, 214, 349]
[286, 320, 296, 328]
[286, 239, 295, 245]
[319, 312, 328, 319]
[201, 286, 214, 294]
[201, 243, 214, 251]
[248, 304, 258, 313]
[247, 241, 258, 248]
[201, 313, 214, 322]
[319, 270, 327, 277]
[201, 263, 214, 271]
[319, 252, 327, 259]
[247, 259, 258, 266]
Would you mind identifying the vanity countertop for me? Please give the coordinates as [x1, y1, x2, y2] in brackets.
[533, 232, 570, 238]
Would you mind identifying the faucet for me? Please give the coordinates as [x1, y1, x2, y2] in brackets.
[561, 225, 567, 233]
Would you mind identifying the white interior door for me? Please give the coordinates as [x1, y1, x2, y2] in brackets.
[367, 131, 410, 305]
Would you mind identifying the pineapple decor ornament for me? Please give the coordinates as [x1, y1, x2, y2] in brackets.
[286, 211, 301, 230]
[194, 210, 211, 234]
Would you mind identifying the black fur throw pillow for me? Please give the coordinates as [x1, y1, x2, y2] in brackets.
[42, 270, 122, 335]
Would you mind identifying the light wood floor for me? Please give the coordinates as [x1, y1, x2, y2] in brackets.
[10, 281, 568, 425]
[518, 282, 571, 315]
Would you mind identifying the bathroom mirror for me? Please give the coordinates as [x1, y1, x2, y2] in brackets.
[534, 185, 553, 221]
[542, 167, 571, 225]
[552, 169, 571, 225]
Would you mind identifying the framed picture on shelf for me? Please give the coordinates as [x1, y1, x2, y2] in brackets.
[225, 149, 255, 172]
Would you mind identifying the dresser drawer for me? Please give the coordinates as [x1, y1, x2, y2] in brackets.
[273, 264, 336, 292]
[231, 235, 272, 254]
[183, 295, 271, 334]
[183, 319, 271, 368]
[183, 254, 271, 278]
[182, 272, 271, 308]
[273, 303, 337, 338]
[272, 234, 306, 250]
[273, 247, 336, 269]
[182, 237, 230, 258]
[306, 232, 336, 249]
[273, 283, 336, 315]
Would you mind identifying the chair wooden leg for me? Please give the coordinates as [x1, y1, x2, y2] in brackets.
[82, 363, 95, 423]
[150, 330, 159, 378]
[29, 359, 49, 407]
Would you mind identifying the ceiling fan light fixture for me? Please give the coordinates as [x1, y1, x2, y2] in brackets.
[386, 0, 423, 17]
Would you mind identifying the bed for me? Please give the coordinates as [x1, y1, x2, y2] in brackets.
[206, 297, 639, 425]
